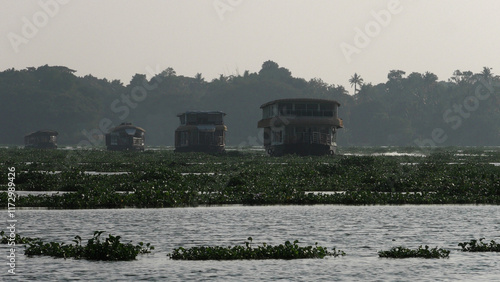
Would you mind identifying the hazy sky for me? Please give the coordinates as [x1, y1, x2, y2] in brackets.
[2, 0, 499, 92]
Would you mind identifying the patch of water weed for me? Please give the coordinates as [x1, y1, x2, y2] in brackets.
[168, 237, 345, 260]
[378, 245, 450, 259]
[459, 238, 500, 252]
[2, 147, 500, 207]
[0, 230, 40, 244]
[24, 231, 153, 261]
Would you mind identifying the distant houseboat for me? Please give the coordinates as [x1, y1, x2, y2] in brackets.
[24, 130, 58, 149]
[105, 123, 145, 151]
[175, 111, 227, 153]
[257, 98, 343, 156]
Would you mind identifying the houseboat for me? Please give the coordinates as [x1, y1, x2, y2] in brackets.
[257, 98, 343, 156]
[175, 111, 227, 153]
[24, 130, 58, 149]
[105, 123, 145, 151]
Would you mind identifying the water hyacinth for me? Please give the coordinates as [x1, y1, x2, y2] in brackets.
[378, 245, 450, 259]
[168, 237, 345, 260]
[24, 231, 154, 261]
[0, 230, 40, 244]
[1, 147, 500, 208]
[458, 238, 500, 252]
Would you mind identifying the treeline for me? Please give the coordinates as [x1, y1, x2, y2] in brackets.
[1, 62, 499, 147]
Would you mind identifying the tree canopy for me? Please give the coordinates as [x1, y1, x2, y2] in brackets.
[1, 62, 499, 147]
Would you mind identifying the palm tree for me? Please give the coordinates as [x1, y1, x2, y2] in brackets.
[349, 73, 364, 94]
[481, 67, 493, 81]
[194, 73, 205, 84]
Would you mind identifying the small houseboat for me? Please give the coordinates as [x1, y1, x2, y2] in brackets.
[175, 111, 227, 153]
[257, 98, 343, 156]
[24, 130, 58, 149]
[105, 123, 145, 151]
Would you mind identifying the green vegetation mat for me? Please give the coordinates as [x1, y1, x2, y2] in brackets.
[0, 230, 39, 244]
[1, 147, 500, 208]
[459, 238, 500, 252]
[378, 245, 450, 259]
[1, 230, 153, 261]
[167, 237, 345, 260]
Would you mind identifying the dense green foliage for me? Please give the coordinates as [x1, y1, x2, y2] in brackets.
[378, 245, 450, 259]
[2, 147, 500, 208]
[1, 64, 500, 146]
[168, 237, 344, 260]
[6, 230, 498, 260]
[23, 231, 153, 261]
[0, 230, 39, 244]
[459, 238, 500, 252]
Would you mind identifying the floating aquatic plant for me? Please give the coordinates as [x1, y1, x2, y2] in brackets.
[378, 245, 450, 259]
[0, 230, 40, 244]
[168, 237, 345, 260]
[458, 238, 500, 252]
[2, 147, 500, 208]
[24, 231, 154, 261]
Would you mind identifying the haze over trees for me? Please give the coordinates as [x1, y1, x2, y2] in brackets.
[1, 62, 499, 147]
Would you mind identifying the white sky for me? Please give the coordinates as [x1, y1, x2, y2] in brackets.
[2, 0, 499, 93]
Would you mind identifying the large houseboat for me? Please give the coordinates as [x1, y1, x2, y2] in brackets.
[105, 123, 145, 151]
[24, 130, 59, 149]
[257, 98, 343, 156]
[174, 111, 227, 153]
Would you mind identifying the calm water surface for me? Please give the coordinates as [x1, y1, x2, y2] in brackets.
[3, 205, 500, 281]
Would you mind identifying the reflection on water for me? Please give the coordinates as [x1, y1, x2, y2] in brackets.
[4, 205, 500, 281]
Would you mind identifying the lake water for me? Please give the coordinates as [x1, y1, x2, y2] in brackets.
[3, 205, 500, 281]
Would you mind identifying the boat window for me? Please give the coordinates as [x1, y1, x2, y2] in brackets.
[187, 114, 197, 124]
[263, 105, 275, 119]
[279, 103, 292, 115]
[272, 131, 283, 143]
[320, 103, 334, 117]
[125, 128, 137, 135]
[295, 104, 306, 110]
[307, 104, 318, 116]
[294, 104, 306, 116]
[306, 104, 318, 110]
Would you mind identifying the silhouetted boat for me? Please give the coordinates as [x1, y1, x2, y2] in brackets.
[257, 98, 343, 156]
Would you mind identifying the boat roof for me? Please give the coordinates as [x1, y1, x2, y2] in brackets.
[177, 111, 226, 117]
[25, 130, 59, 137]
[109, 123, 145, 133]
[260, 98, 340, 108]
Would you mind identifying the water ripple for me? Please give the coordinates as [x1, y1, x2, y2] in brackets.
[5, 205, 500, 281]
